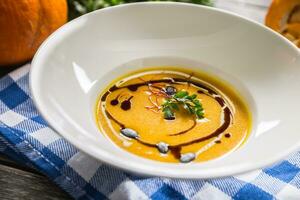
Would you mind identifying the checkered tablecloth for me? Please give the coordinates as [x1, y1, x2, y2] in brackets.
[0, 64, 300, 200]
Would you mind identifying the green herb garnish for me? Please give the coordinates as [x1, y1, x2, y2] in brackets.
[162, 90, 204, 120]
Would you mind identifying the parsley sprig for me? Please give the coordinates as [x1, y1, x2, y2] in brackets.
[162, 90, 204, 120]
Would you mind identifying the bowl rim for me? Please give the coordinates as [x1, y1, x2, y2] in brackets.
[30, 2, 300, 179]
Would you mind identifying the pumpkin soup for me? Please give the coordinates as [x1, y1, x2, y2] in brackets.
[96, 68, 251, 163]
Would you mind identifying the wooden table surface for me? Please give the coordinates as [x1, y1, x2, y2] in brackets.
[0, 1, 270, 199]
[0, 154, 71, 200]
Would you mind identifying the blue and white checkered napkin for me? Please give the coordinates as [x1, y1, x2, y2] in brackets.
[1, 64, 300, 200]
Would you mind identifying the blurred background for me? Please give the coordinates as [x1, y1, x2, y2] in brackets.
[215, 0, 271, 23]
[1, 0, 299, 72]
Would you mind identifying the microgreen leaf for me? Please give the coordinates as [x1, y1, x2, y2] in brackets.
[162, 106, 175, 119]
[196, 109, 204, 119]
[174, 91, 188, 98]
[162, 89, 205, 120]
[169, 102, 179, 110]
[190, 94, 197, 99]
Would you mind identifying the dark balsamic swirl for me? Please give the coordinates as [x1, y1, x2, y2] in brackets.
[120, 96, 133, 111]
[101, 77, 232, 149]
[105, 110, 125, 129]
[168, 119, 197, 136]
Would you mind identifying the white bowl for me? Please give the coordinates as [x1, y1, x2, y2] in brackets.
[30, 2, 300, 179]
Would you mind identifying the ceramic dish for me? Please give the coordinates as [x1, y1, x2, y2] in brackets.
[30, 2, 300, 178]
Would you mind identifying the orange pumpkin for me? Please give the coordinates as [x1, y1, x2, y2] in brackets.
[265, 0, 300, 47]
[0, 0, 67, 66]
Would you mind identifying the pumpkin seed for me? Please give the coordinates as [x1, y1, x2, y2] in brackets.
[180, 153, 196, 163]
[120, 128, 139, 139]
[157, 142, 169, 154]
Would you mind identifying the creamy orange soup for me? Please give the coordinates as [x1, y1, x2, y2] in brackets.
[96, 68, 251, 163]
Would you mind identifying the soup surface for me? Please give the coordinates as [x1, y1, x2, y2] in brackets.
[96, 68, 251, 163]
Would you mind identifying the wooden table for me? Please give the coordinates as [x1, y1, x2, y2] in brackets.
[0, 1, 270, 199]
[0, 154, 71, 200]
